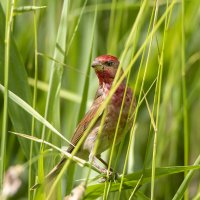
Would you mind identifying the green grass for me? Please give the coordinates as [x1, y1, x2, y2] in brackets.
[0, 0, 200, 199]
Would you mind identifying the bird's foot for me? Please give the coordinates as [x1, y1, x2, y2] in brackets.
[98, 170, 119, 183]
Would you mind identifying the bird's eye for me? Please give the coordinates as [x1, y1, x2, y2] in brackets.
[105, 61, 113, 66]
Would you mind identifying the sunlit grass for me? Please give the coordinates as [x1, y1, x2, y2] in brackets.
[0, 0, 200, 199]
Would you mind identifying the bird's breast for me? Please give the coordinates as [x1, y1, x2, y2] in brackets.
[104, 85, 134, 129]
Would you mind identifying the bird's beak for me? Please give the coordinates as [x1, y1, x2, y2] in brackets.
[92, 60, 101, 68]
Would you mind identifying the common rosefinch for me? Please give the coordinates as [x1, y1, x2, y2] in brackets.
[32, 55, 136, 189]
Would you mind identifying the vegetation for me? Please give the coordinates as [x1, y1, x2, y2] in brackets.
[0, 0, 200, 199]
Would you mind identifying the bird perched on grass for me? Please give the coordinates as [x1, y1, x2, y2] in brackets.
[32, 55, 136, 189]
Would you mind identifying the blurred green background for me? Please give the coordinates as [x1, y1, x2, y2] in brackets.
[0, 0, 200, 199]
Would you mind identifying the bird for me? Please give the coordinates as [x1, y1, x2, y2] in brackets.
[32, 55, 136, 189]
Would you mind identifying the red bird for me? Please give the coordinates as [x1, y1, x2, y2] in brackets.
[32, 55, 136, 189]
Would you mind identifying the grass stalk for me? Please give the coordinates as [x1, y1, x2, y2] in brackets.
[181, 0, 189, 199]
[0, 0, 15, 189]
[149, 1, 159, 199]
[172, 154, 200, 200]
[38, 0, 69, 186]
[28, 0, 39, 199]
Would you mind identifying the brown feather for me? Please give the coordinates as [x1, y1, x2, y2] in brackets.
[67, 92, 104, 153]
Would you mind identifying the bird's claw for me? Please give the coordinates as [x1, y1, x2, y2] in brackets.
[98, 170, 119, 183]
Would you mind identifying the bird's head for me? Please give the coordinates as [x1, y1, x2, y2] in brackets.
[92, 55, 121, 84]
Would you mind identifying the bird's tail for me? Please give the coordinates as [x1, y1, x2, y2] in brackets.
[30, 157, 67, 190]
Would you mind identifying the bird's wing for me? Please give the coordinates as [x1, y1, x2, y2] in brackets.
[67, 94, 104, 153]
